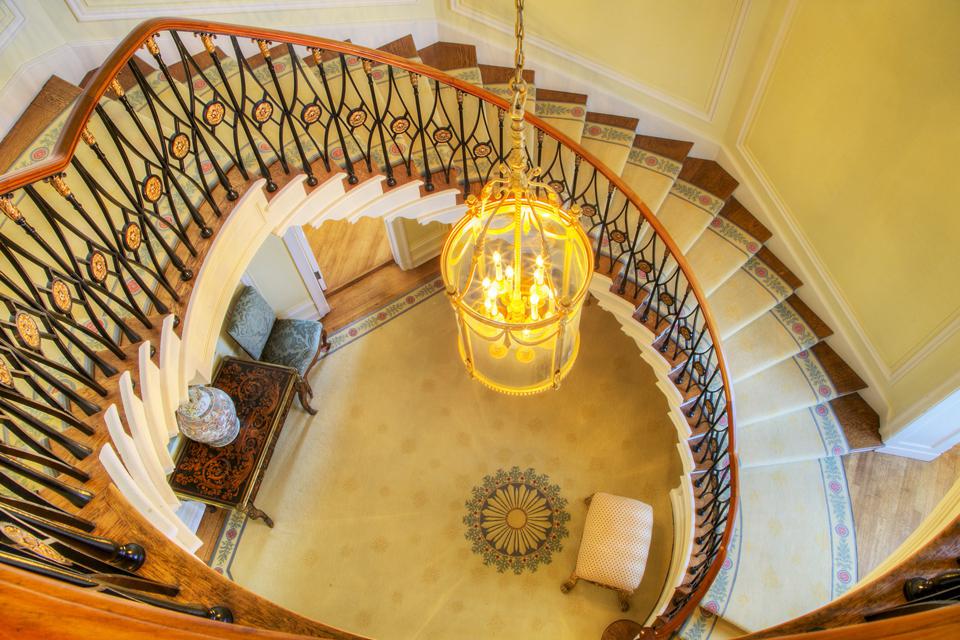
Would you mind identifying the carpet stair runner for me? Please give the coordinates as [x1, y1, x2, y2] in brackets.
[0, 30, 886, 639]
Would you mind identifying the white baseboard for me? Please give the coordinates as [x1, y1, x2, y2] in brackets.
[876, 442, 942, 462]
[281, 299, 322, 321]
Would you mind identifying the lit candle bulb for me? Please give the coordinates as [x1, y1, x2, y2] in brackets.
[505, 265, 514, 281]
[482, 277, 491, 290]
[530, 293, 540, 321]
[493, 251, 503, 281]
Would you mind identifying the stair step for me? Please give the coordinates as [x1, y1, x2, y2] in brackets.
[685, 197, 768, 296]
[733, 342, 866, 426]
[0, 75, 81, 173]
[725, 293, 831, 382]
[579, 111, 638, 176]
[708, 246, 803, 339]
[738, 392, 881, 467]
[653, 158, 733, 254]
[417, 41, 478, 73]
[377, 35, 419, 59]
[621, 134, 689, 214]
[532, 88, 589, 142]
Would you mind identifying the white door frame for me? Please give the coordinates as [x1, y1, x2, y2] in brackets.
[281, 225, 331, 318]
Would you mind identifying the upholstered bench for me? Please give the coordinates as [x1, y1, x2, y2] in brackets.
[560, 492, 653, 611]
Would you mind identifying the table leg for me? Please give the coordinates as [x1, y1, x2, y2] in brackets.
[245, 503, 275, 528]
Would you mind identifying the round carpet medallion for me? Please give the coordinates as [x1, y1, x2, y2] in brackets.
[463, 466, 570, 574]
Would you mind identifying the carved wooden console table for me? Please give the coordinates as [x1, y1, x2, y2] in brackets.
[169, 357, 299, 527]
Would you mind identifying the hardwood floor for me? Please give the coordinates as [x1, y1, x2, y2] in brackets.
[192, 257, 441, 561]
[304, 217, 395, 293]
[844, 444, 960, 576]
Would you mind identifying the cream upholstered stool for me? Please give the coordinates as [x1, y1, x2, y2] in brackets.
[560, 492, 653, 611]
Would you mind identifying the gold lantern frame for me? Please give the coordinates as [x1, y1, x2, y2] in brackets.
[440, 0, 594, 395]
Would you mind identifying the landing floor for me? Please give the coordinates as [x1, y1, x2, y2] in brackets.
[210, 278, 682, 640]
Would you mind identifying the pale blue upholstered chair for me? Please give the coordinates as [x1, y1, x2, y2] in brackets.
[225, 285, 330, 414]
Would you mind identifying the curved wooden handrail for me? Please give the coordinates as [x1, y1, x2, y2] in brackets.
[0, 18, 737, 636]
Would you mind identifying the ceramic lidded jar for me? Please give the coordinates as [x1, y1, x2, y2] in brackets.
[176, 385, 240, 447]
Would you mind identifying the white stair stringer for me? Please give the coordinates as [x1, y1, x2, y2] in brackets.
[346, 179, 424, 223]
[309, 175, 387, 225]
[382, 189, 459, 223]
[275, 173, 347, 234]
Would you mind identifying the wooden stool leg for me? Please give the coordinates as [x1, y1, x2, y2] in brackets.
[560, 574, 579, 594]
[298, 377, 317, 415]
[617, 589, 632, 612]
[245, 503, 275, 528]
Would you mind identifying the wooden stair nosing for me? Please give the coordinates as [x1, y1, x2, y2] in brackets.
[783, 293, 833, 340]
[0, 75, 81, 174]
[718, 197, 772, 244]
[167, 46, 229, 83]
[754, 246, 804, 291]
[377, 35, 419, 59]
[829, 393, 883, 451]
[810, 342, 868, 396]
[534, 88, 588, 105]
[584, 111, 639, 132]
[417, 41, 478, 71]
[632, 134, 694, 163]
[678, 157, 739, 200]
[477, 64, 534, 85]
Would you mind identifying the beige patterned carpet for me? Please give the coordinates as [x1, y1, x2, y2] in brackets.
[216, 281, 682, 639]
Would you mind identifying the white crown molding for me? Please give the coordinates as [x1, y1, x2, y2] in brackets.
[448, 0, 750, 124]
[0, 0, 25, 52]
[64, 0, 418, 22]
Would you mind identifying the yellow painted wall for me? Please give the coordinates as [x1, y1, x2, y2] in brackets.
[454, 0, 740, 114]
[741, 0, 960, 424]
[437, 0, 775, 140]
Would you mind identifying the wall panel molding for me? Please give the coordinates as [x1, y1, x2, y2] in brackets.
[0, 0, 25, 52]
[448, 0, 751, 124]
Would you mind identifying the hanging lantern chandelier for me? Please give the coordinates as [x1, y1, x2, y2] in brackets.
[441, 0, 593, 395]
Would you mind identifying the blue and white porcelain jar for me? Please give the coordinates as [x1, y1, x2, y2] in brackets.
[175, 385, 240, 447]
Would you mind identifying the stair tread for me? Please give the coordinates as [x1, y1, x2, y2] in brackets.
[754, 246, 803, 291]
[584, 111, 638, 131]
[167, 46, 229, 83]
[477, 64, 534, 85]
[678, 157, 738, 200]
[784, 293, 832, 340]
[809, 342, 867, 395]
[417, 41, 478, 71]
[533, 88, 588, 104]
[377, 34, 419, 59]
[829, 393, 882, 451]
[632, 133, 693, 163]
[718, 197, 772, 244]
[0, 75, 81, 173]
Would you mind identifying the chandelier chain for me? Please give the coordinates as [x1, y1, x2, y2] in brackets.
[507, 0, 528, 179]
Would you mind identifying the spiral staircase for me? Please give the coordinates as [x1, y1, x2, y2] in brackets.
[0, 18, 929, 640]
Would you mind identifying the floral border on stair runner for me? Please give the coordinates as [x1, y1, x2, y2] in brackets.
[582, 123, 635, 147]
[793, 349, 838, 402]
[535, 100, 586, 121]
[463, 466, 570, 575]
[208, 274, 446, 578]
[820, 455, 858, 597]
[742, 254, 792, 301]
[808, 403, 850, 458]
[770, 300, 820, 350]
[670, 180, 725, 216]
[707, 216, 762, 257]
[627, 147, 683, 179]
